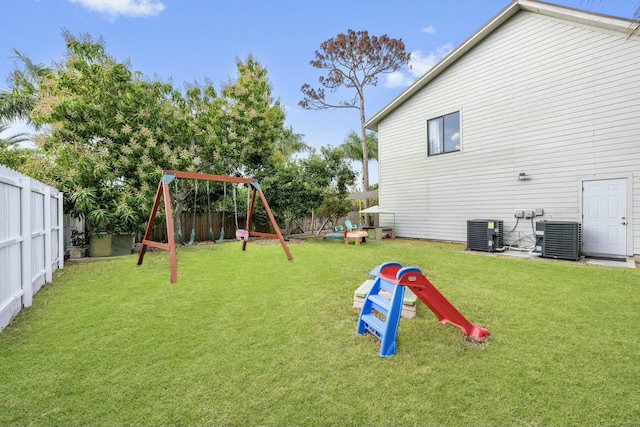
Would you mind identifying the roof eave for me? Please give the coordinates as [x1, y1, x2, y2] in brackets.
[365, 0, 636, 132]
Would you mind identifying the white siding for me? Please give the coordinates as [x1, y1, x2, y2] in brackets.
[378, 11, 640, 255]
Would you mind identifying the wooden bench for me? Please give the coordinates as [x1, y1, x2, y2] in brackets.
[375, 227, 395, 239]
[353, 279, 417, 319]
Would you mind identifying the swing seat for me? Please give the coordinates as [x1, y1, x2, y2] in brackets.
[235, 229, 249, 241]
[186, 230, 195, 246]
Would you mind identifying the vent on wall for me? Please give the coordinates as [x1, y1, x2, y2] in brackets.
[467, 219, 504, 252]
[535, 221, 582, 261]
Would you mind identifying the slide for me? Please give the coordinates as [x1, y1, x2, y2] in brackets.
[377, 265, 490, 340]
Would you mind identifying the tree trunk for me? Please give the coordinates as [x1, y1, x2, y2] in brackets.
[173, 182, 189, 244]
[174, 200, 183, 243]
[359, 96, 370, 226]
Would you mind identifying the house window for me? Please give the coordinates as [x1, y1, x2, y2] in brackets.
[427, 111, 460, 156]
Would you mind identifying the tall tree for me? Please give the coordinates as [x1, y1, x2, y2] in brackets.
[0, 123, 31, 169]
[220, 55, 286, 179]
[0, 49, 51, 127]
[29, 31, 201, 235]
[299, 30, 409, 223]
[6, 35, 291, 240]
[273, 125, 311, 165]
[0, 123, 30, 148]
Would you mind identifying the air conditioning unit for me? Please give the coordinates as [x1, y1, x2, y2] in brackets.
[467, 219, 504, 252]
[535, 221, 582, 261]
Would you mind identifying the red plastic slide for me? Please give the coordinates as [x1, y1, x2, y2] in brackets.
[379, 266, 490, 340]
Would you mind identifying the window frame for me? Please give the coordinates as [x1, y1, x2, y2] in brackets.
[426, 110, 461, 157]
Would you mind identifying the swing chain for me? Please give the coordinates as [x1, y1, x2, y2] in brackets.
[234, 184, 249, 241]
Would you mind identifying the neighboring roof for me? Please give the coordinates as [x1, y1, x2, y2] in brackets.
[364, 0, 636, 132]
[348, 189, 379, 200]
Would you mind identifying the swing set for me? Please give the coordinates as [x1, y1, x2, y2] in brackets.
[137, 170, 293, 283]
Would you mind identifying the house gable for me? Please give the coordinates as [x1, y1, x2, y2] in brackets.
[365, 0, 636, 131]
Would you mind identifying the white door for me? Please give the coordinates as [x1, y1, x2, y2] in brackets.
[582, 178, 627, 256]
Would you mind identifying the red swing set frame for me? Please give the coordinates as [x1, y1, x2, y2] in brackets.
[137, 170, 293, 283]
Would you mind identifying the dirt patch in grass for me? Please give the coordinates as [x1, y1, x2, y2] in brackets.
[246, 237, 306, 246]
[134, 237, 306, 253]
[463, 334, 490, 349]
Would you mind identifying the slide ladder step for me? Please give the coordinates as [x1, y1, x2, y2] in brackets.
[360, 314, 385, 339]
[367, 294, 391, 315]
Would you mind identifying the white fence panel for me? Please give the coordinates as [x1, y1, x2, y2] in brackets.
[51, 194, 62, 274]
[0, 168, 24, 330]
[31, 185, 46, 293]
[0, 166, 63, 331]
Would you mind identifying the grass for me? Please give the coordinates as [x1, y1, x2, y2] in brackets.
[1, 238, 639, 426]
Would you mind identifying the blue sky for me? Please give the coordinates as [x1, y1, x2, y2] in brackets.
[1, 0, 636, 185]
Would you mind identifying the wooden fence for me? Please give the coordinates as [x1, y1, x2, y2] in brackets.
[287, 211, 361, 235]
[0, 166, 64, 331]
[147, 210, 362, 243]
[151, 212, 240, 243]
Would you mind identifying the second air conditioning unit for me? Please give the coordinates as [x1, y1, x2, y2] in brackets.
[535, 221, 582, 261]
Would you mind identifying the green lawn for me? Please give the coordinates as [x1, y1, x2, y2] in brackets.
[1, 238, 639, 426]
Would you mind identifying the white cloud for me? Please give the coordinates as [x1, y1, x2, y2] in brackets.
[385, 71, 412, 89]
[421, 26, 436, 35]
[283, 104, 301, 115]
[385, 43, 453, 88]
[69, 0, 165, 18]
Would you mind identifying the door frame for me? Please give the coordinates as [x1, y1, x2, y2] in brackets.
[578, 173, 633, 257]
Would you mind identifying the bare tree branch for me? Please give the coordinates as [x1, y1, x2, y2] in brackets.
[299, 30, 409, 224]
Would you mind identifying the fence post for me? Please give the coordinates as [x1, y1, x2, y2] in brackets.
[58, 191, 64, 269]
[21, 178, 33, 308]
[44, 187, 52, 283]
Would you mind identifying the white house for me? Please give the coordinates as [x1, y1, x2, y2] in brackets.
[365, 0, 640, 260]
